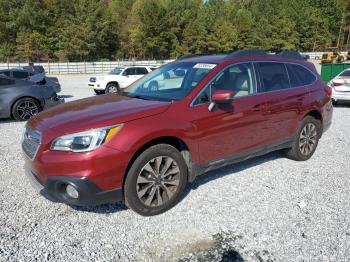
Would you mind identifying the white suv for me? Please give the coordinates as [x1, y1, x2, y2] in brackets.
[88, 66, 156, 94]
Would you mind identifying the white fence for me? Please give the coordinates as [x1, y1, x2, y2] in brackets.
[0, 52, 348, 75]
[0, 60, 174, 75]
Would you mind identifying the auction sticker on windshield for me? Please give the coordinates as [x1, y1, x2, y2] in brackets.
[193, 63, 217, 69]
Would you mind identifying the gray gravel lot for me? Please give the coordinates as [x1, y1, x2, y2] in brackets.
[1, 68, 350, 261]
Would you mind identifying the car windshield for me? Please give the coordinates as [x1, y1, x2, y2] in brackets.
[109, 67, 124, 75]
[122, 62, 216, 101]
[340, 70, 350, 77]
[322, 54, 328, 59]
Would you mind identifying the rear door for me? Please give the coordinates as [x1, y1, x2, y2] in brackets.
[0, 77, 16, 117]
[191, 62, 271, 163]
[255, 62, 312, 143]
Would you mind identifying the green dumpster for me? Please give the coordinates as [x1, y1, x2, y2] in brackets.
[321, 62, 350, 83]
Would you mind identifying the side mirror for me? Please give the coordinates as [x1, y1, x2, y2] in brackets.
[209, 90, 235, 111]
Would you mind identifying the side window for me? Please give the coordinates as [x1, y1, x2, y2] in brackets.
[257, 62, 290, 92]
[123, 68, 135, 76]
[13, 71, 29, 79]
[0, 71, 11, 77]
[0, 77, 15, 86]
[194, 63, 255, 105]
[135, 67, 149, 75]
[286, 64, 316, 87]
[213, 63, 255, 97]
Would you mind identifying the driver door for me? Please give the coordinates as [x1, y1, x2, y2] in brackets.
[190, 63, 271, 164]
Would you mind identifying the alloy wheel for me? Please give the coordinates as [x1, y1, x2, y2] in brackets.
[136, 156, 180, 207]
[16, 101, 39, 120]
[299, 123, 317, 155]
[108, 85, 119, 94]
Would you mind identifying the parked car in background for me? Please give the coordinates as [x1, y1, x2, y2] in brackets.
[328, 68, 350, 104]
[347, 51, 350, 61]
[0, 75, 63, 121]
[0, 69, 61, 93]
[23, 50, 333, 216]
[18, 65, 46, 74]
[88, 66, 155, 94]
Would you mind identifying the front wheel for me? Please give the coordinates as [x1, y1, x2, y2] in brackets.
[124, 144, 188, 216]
[106, 83, 121, 94]
[285, 116, 321, 161]
[12, 98, 41, 121]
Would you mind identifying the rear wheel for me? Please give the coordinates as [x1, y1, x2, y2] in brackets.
[285, 116, 321, 161]
[124, 144, 188, 216]
[106, 83, 121, 94]
[12, 98, 41, 121]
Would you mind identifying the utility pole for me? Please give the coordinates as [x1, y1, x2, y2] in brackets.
[346, 30, 350, 51]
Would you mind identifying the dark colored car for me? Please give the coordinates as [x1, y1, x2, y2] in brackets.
[0, 69, 61, 93]
[23, 50, 333, 216]
[19, 65, 46, 74]
[0, 75, 64, 121]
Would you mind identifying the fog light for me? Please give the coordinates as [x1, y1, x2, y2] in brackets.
[66, 184, 79, 199]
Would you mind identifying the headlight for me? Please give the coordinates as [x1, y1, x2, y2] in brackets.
[51, 125, 122, 152]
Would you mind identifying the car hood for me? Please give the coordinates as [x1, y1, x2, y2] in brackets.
[30, 95, 171, 134]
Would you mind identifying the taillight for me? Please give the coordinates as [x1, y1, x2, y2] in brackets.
[53, 80, 59, 84]
[325, 85, 332, 97]
[332, 81, 342, 87]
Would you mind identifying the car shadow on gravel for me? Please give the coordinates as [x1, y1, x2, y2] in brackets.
[333, 102, 350, 108]
[0, 118, 18, 124]
[71, 202, 128, 214]
[188, 151, 283, 192]
[58, 95, 74, 99]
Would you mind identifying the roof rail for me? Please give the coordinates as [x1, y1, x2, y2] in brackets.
[226, 49, 307, 60]
[225, 49, 268, 59]
[276, 51, 306, 60]
[177, 53, 213, 60]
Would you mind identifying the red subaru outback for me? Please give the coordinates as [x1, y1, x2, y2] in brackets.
[23, 50, 333, 216]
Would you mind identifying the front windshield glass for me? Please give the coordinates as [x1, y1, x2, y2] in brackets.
[122, 62, 216, 101]
[109, 67, 124, 75]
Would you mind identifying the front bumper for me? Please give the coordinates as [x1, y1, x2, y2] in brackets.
[25, 166, 123, 206]
[88, 83, 104, 90]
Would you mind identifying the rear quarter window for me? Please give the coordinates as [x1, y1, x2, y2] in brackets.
[286, 64, 316, 87]
[257, 62, 290, 92]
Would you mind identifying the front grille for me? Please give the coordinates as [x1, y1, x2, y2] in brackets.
[22, 126, 42, 160]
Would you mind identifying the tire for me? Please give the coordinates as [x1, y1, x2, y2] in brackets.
[285, 116, 321, 161]
[12, 97, 41, 121]
[106, 83, 121, 94]
[94, 89, 105, 95]
[124, 144, 188, 216]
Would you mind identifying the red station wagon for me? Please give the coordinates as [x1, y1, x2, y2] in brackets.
[23, 50, 333, 216]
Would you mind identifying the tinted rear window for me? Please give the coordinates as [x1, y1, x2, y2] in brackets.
[0, 71, 11, 77]
[13, 71, 29, 79]
[257, 62, 290, 92]
[339, 70, 350, 77]
[135, 67, 149, 75]
[286, 64, 316, 87]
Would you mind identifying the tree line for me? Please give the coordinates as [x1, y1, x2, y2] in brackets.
[0, 0, 349, 62]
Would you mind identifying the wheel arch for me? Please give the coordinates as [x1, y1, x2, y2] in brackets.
[106, 81, 119, 88]
[123, 136, 195, 186]
[10, 96, 42, 119]
[303, 109, 323, 135]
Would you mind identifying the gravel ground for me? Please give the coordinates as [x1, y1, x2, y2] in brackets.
[1, 70, 350, 262]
